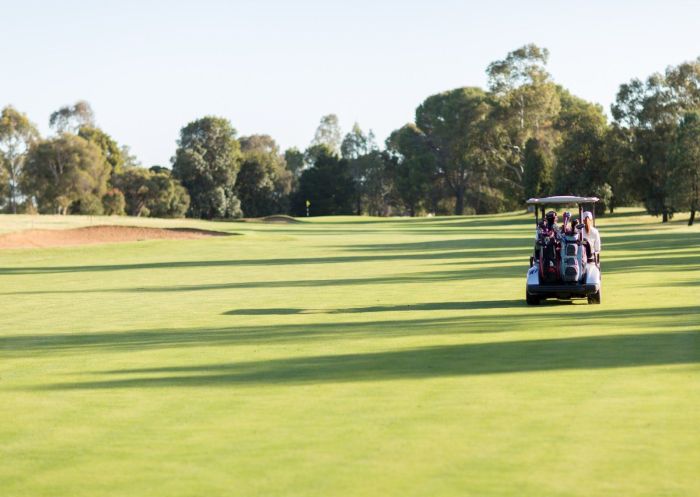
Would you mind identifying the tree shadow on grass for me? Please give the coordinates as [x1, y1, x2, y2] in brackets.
[666, 280, 700, 287]
[603, 254, 700, 274]
[0, 245, 529, 276]
[345, 231, 698, 256]
[0, 263, 527, 296]
[1, 223, 694, 277]
[224, 300, 527, 316]
[4, 306, 698, 358]
[340, 237, 530, 253]
[38, 330, 700, 390]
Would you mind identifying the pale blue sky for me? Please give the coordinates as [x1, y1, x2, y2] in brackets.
[2, 0, 699, 166]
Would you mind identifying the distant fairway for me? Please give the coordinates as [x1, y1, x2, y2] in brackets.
[1, 210, 698, 497]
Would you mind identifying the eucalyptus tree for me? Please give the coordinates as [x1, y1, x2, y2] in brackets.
[22, 134, 110, 214]
[236, 134, 292, 217]
[668, 112, 700, 225]
[554, 92, 610, 212]
[385, 124, 434, 216]
[487, 44, 561, 149]
[0, 106, 39, 212]
[293, 146, 355, 216]
[341, 123, 380, 214]
[113, 166, 190, 218]
[612, 58, 700, 221]
[284, 147, 305, 180]
[172, 116, 242, 219]
[49, 100, 95, 133]
[310, 114, 342, 156]
[78, 126, 125, 175]
[522, 138, 552, 199]
[486, 44, 561, 205]
[415, 87, 494, 215]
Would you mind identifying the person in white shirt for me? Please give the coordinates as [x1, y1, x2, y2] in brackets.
[582, 211, 601, 256]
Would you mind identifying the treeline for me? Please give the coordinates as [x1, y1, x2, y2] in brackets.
[0, 102, 190, 218]
[1, 45, 699, 224]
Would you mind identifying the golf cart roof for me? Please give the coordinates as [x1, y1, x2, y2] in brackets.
[526, 195, 599, 205]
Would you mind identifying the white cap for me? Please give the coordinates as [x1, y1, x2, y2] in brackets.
[582, 211, 593, 221]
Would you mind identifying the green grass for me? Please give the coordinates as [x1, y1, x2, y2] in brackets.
[1, 209, 698, 497]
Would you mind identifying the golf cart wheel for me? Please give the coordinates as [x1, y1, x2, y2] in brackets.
[587, 289, 601, 305]
[526, 291, 540, 306]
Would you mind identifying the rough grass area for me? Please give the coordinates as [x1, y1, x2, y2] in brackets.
[0, 209, 698, 497]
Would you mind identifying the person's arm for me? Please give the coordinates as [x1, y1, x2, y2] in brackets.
[594, 230, 601, 253]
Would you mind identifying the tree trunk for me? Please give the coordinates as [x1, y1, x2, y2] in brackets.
[454, 189, 465, 216]
[9, 182, 17, 214]
[691, 173, 698, 226]
[662, 210, 669, 223]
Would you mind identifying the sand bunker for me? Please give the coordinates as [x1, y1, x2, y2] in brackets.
[0, 225, 230, 249]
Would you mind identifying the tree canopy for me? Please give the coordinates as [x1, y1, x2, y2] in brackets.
[172, 116, 242, 219]
[49, 101, 95, 133]
[3, 47, 700, 223]
[236, 135, 291, 217]
[0, 106, 39, 213]
[22, 134, 110, 214]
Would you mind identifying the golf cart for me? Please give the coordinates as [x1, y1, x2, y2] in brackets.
[525, 195, 601, 305]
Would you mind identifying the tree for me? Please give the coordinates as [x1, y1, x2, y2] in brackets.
[486, 44, 561, 207]
[341, 123, 380, 214]
[171, 116, 242, 219]
[386, 124, 435, 216]
[487, 44, 561, 147]
[145, 171, 190, 218]
[361, 151, 393, 216]
[121, 146, 141, 168]
[487, 44, 551, 95]
[553, 94, 610, 213]
[292, 147, 355, 216]
[22, 134, 110, 214]
[612, 76, 675, 220]
[49, 100, 95, 133]
[603, 124, 637, 213]
[78, 126, 125, 174]
[415, 87, 494, 215]
[235, 135, 292, 217]
[0, 155, 9, 209]
[0, 106, 39, 213]
[284, 147, 305, 189]
[522, 138, 552, 199]
[304, 143, 333, 168]
[149, 165, 170, 174]
[612, 58, 700, 221]
[113, 167, 153, 216]
[310, 114, 342, 155]
[668, 112, 700, 225]
[112, 167, 190, 218]
[102, 189, 126, 215]
[341, 123, 376, 160]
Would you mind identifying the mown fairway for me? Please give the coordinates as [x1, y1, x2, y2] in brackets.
[1, 210, 698, 497]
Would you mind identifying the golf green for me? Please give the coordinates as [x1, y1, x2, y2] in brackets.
[1, 210, 698, 496]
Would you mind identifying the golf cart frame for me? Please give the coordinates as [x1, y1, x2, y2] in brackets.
[525, 195, 601, 305]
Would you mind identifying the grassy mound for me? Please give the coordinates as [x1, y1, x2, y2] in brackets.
[259, 214, 300, 223]
[0, 208, 698, 496]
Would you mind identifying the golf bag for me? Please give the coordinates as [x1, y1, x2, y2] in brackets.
[560, 235, 585, 283]
[537, 230, 560, 284]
